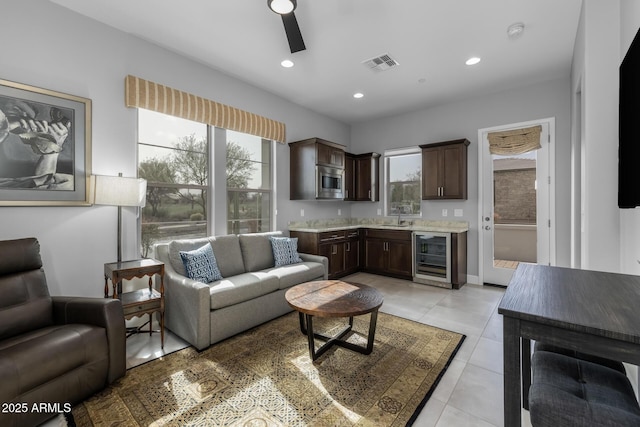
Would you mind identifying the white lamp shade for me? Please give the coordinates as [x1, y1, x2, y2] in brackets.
[91, 175, 147, 207]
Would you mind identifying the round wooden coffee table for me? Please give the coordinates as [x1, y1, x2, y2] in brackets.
[285, 280, 384, 361]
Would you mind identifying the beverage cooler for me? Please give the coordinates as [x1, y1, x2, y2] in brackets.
[412, 232, 451, 285]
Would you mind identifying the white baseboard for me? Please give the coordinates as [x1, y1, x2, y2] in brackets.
[466, 274, 480, 285]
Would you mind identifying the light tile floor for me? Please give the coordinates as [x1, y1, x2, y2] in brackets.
[345, 272, 532, 427]
[44, 272, 533, 426]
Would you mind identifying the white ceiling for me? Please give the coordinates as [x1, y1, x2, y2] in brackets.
[51, 0, 583, 124]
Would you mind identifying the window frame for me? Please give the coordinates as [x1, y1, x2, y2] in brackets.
[225, 132, 274, 234]
[384, 147, 422, 218]
[136, 110, 276, 258]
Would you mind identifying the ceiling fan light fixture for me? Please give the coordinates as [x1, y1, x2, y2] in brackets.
[268, 0, 296, 15]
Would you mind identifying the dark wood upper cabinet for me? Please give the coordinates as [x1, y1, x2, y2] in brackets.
[345, 152, 381, 202]
[344, 153, 356, 201]
[315, 140, 345, 168]
[289, 138, 346, 200]
[420, 139, 469, 200]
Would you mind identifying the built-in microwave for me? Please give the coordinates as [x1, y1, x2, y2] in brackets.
[316, 165, 344, 199]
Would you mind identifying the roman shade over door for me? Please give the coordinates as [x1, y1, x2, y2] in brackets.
[125, 75, 286, 143]
[487, 125, 542, 155]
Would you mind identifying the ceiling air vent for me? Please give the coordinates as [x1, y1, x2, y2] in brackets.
[362, 53, 399, 72]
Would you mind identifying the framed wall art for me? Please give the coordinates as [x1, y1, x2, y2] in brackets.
[0, 78, 91, 206]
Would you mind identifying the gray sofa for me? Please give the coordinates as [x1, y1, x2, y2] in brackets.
[156, 231, 327, 350]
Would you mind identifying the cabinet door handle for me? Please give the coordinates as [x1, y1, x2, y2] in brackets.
[331, 244, 337, 255]
[346, 242, 350, 252]
[345, 190, 348, 198]
[368, 190, 371, 200]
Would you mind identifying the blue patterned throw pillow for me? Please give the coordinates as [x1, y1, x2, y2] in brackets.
[179, 243, 223, 283]
[269, 236, 303, 267]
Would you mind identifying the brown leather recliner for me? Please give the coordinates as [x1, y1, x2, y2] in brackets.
[0, 237, 126, 427]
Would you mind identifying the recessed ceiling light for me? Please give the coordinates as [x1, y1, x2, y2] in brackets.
[353, 92, 364, 99]
[465, 57, 481, 66]
[281, 59, 294, 68]
[418, 78, 427, 84]
[507, 22, 525, 39]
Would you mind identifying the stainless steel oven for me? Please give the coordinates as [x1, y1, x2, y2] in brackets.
[413, 231, 451, 286]
[316, 165, 344, 199]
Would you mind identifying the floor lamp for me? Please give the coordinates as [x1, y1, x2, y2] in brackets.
[92, 173, 147, 263]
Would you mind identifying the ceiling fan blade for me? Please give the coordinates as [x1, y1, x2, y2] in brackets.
[281, 12, 306, 53]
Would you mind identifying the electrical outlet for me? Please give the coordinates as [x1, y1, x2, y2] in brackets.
[454, 209, 463, 217]
[338, 209, 341, 216]
[377, 208, 382, 215]
[442, 209, 448, 217]
[300, 209, 304, 217]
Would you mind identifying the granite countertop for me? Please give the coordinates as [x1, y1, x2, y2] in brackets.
[288, 218, 468, 233]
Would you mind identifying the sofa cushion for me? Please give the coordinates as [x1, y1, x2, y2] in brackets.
[239, 231, 282, 272]
[269, 236, 303, 267]
[210, 235, 245, 277]
[265, 261, 326, 290]
[168, 237, 212, 276]
[209, 272, 280, 310]
[0, 324, 108, 400]
[180, 244, 223, 283]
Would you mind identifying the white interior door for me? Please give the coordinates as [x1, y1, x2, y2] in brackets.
[479, 119, 554, 286]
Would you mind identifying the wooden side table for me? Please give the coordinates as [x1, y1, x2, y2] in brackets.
[104, 259, 165, 348]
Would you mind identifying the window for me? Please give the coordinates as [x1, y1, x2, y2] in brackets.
[136, 110, 275, 257]
[226, 130, 272, 234]
[138, 109, 209, 256]
[385, 149, 421, 216]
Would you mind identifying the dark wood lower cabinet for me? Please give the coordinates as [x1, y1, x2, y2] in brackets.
[363, 229, 412, 280]
[292, 228, 456, 284]
[344, 231, 360, 275]
[319, 241, 345, 277]
[292, 229, 359, 279]
[451, 232, 467, 288]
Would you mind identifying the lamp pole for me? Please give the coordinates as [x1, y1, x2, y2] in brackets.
[117, 172, 123, 263]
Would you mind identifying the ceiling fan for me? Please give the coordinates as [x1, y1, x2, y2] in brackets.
[267, 0, 306, 53]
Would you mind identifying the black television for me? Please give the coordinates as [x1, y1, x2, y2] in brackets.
[619, 27, 640, 208]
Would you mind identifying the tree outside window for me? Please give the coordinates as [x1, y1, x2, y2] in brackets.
[226, 131, 271, 234]
[387, 152, 421, 216]
[137, 110, 272, 257]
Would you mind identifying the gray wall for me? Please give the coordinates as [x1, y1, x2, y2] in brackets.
[619, 0, 640, 275]
[0, 1, 349, 297]
[350, 77, 572, 277]
[571, 0, 621, 273]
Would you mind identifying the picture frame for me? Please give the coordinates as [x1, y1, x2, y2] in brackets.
[0, 78, 91, 206]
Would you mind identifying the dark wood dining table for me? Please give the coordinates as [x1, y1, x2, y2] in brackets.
[498, 263, 640, 427]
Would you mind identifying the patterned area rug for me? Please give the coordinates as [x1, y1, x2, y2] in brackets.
[72, 311, 465, 426]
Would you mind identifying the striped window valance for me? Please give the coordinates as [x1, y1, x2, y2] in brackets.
[488, 125, 542, 155]
[125, 75, 286, 143]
